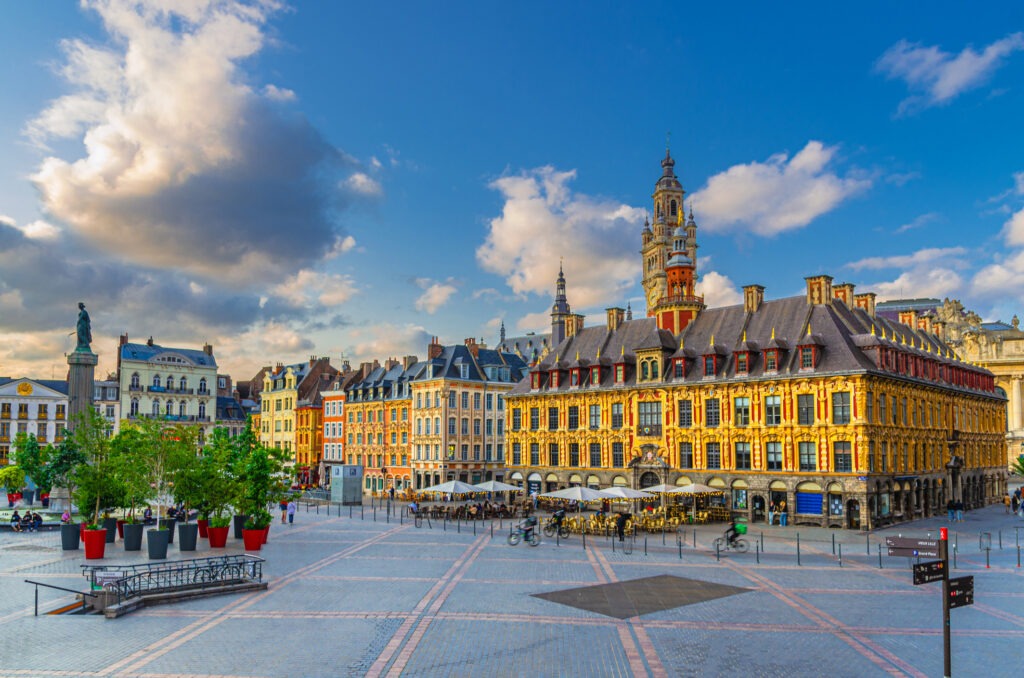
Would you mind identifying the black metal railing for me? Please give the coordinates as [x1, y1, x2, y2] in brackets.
[24, 579, 98, 616]
[82, 554, 264, 606]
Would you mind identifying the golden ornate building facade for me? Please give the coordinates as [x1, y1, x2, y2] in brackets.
[505, 151, 1007, 529]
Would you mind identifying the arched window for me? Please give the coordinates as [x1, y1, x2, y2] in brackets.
[198, 402, 207, 419]
[670, 199, 677, 217]
[651, 360, 659, 379]
[166, 375, 174, 390]
[199, 377, 208, 394]
[152, 374, 161, 388]
[179, 401, 187, 417]
[130, 398, 139, 416]
[179, 376, 187, 391]
[151, 400, 160, 416]
[165, 400, 173, 416]
[641, 362, 649, 380]
[130, 373, 140, 389]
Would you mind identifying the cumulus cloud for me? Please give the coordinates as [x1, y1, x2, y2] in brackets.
[1003, 208, 1024, 247]
[846, 247, 968, 271]
[271, 270, 359, 308]
[414, 278, 457, 314]
[688, 141, 870, 236]
[263, 84, 295, 101]
[846, 246, 966, 304]
[876, 33, 1024, 115]
[343, 172, 383, 197]
[477, 166, 645, 308]
[895, 212, 940, 234]
[27, 0, 367, 287]
[345, 322, 432, 363]
[695, 271, 742, 308]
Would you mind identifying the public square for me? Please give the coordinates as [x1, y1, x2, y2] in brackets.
[0, 502, 1021, 677]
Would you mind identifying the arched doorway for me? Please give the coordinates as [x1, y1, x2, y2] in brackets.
[639, 471, 660, 488]
[545, 473, 559, 492]
[846, 499, 861, 529]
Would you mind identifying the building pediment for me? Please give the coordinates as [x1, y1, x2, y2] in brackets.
[0, 378, 68, 399]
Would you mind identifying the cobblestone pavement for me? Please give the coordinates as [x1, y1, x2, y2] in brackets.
[0, 503, 1022, 677]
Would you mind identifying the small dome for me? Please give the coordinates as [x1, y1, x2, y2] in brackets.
[667, 253, 692, 268]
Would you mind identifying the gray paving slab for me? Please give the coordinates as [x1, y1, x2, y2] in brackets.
[0, 503, 1021, 677]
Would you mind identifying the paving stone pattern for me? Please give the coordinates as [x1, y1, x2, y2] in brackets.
[0, 503, 1021, 676]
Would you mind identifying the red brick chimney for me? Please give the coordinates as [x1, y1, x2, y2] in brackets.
[428, 336, 444, 359]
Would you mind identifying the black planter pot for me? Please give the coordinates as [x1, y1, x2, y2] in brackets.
[102, 517, 117, 543]
[233, 514, 248, 539]
[60, 523, 80, 550]
[161, 518, 176, 543]
[22, 489, 35, 505]
[123, 523, 144, 551]
[178, 523, 198, 551]
[41, 497, 50, 508]
[147, 528, 170, 559]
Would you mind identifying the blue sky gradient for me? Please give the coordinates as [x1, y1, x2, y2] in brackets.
[1, 1, 1022, 381]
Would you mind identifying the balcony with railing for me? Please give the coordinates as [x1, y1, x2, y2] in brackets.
[636, 424, 662, 437]
[658, 293, 705, 306]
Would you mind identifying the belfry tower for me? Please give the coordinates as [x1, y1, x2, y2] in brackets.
[641, 149, 704, 331]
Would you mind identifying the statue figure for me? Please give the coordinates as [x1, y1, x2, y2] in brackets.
[1013, 315, 1020, 330]
[76, 302, 92, 352]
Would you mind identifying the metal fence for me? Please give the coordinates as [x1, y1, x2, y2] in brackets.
[82, 554, 265, 605]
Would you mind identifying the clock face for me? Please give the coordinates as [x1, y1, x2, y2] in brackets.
[17, 382, 33, 396]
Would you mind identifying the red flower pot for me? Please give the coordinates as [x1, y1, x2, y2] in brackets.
[83, 528, 107, 559]
[197, 519, 209, 538]
[262, 525, 270, 544]
[116, 520, 126, 539]
[207, 525, 229, 548]
[79, 521, 87, 543]
[241, 528, 263, 551]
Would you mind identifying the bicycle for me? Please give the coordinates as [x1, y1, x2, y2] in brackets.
[507, 523, 540, 547]
[412, 511, 422, 528]
[542, 517, 569, 539]
[713, 535, 749, 553]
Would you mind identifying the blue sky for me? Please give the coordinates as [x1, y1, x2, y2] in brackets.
[1, 1, 1023, 382]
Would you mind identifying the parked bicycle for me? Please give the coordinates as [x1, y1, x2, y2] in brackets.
[508, 520, 540, 547]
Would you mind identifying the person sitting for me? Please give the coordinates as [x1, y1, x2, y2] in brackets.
[143, 507, 153, 525]
[10, 511, 22, 532]
[20, 512, 33, 531]
[60, 510, 71, 525]
[31, 512, 43, 531]
[409, 500, 418, 515]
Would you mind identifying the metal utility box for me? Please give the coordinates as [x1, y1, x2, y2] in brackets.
[331, 465, 364, 505]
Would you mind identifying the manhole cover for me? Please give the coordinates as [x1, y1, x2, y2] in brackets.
[532, 574, 750, 619]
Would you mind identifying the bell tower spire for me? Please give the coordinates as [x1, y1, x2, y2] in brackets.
[550, 259, 571, 345]
[641, 147, 685, 316]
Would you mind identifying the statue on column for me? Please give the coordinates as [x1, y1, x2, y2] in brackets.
[76, 302, 92, 352]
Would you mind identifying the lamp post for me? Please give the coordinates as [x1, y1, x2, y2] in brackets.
[447, 443, 456, 482]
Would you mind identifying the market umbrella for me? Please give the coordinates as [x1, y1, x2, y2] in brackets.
[419, 480, 486, 497]
[473, 480, 523, 493]
[670, 483, 726, 522]
[601, 487, 656, 499]
[639, 484, 680, 495]
[538, 486, 614, 532]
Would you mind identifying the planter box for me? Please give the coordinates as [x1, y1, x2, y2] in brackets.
[147, 528, 170, 559]
[122, 523, 144, 551]
[207, 525, 229, 548]
[102, 517, 117, 543]
[241, 528, 263, 551]
[60, 523, 80, 551]
[83, 529, 107, 559]
[178, 523, 199, 552]
[116, 520, 126, 539]
[161, 518, 176, 544]
[197, 519, 209, 538]
[233, 515, 248, 539]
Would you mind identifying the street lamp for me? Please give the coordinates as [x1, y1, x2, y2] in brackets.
[447, 443, 456, 481]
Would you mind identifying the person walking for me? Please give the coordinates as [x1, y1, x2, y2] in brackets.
[280, 499, 288, 524]
[946, 499, 955, 522]
[779, 500, 788, 527]
[1005, 494, 1012, 514]
[286, 499, 297, 525]
[615, 512, 628, 542]
[767, 502, 776, 526]
[954, 499, 964, 523]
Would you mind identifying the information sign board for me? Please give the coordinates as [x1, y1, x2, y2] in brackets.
[912, 560, 945, 585]
[949, 576, 974, 609]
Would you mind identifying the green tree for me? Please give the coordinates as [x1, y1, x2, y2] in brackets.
[49, 432, 87, 509]
[1011, 455, 1024, 478]
[0, 465, 27, 494]
[69, 409, 120, 525]
[109, 426, 152, 521]
[12, 433, 53, 497]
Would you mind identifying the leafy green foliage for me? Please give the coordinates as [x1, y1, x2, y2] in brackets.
[12, 433, 52, 494]
[0, 464, 26, 493]
[1011, 455, 1024, 478]
[69, 409, 119, 525]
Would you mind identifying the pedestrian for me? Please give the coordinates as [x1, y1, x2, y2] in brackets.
[615, 512, 628, 542]
[1012, 495, 1020, 515]
[388, 486, 395, 501]
[1005, 494, 1012, 514]
[279, 499, 288, 524]
[954, 500, 963, 523]
[286, 499, 297, 524]
[60, 510, 71, 524]
[946, 499, 955, 522]
[767, 502, 776, 526]
[779, 500, 788, 526]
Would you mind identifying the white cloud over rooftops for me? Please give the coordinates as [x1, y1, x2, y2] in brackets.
[414, 278, 458, 314]
[688, 141, 870, 237]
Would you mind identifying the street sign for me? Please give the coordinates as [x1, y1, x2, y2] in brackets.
[913, 560, 945, 585]
[887, 546, 940, 558]
[949, 576, 974, 609]
[885, 536, 939, 550]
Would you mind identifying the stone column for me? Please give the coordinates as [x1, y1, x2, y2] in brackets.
[1013, 377, 1023, 433]
[51, 349, 98, 513]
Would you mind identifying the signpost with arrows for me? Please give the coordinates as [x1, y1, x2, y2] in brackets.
[898, 528, 973, 677]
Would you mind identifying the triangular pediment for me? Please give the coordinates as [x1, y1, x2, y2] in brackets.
[0, 378, 68, 399]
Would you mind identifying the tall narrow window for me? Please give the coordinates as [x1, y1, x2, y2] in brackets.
[834, 441, 853, 472]
[679, 442, 693, 468]
[799, 442, 816, 471]
[766, 441, 782, 470]
[705, 399, 720, 428]
[569, 443, 580, 466]
[589, 443, 601, 467]
[706, 442, 721, 469]
[530, 444, 539, 466]
[611, 403, 623, 429]
[735, 442, 751, 470]
[568, 406, 579, 430]
[765, 395, 781, 426]
[589, 404, 600, 429]
[549, 443, 559, 466]
[832, 392, 851, 424]
[678, 400, 692, 427]
[612, 442, 624, 467]
[548, 407, 559, 430]
[734, 397, 750, 426]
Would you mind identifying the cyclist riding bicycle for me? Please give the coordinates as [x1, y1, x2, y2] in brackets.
[552, 508, 566, 529]
[724, 518, 739, 547]
[522, 514, 538, 541]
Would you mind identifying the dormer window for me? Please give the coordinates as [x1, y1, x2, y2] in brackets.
[674, 359, 685, 378]
[590, 367, 601, 385]
[551, 371, 560, 388]
[638, 357, 660, 382]
[764, 350, 779, 372]
[703, 355, 718, 376]
[570, 370, 580, 387]
[736, 353, 748, 375]
[615, 364, 625, 384]
[532, 372, 541, 389]
[800, 346, 816, 369]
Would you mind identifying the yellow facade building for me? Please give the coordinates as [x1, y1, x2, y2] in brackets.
[259, 357, 337, 471]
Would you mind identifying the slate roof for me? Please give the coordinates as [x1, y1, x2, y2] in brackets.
[120, 342, 217, 368]
[0, 378, 69, 395]
[510, 294, 994, 396]
[216, 396, 247, 422]
[497, 333, 552, 365]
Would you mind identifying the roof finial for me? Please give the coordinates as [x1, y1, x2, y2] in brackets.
[771, 327, 776, 340]
[710, 334, 715, 346]
[575, 350, 580, 361]
[666, 130, 671, 155]
[680, 337, 685, 349]
[741, 330, 746, 342]
[807, 322, 812, 336]
[870, 324, 876, 336]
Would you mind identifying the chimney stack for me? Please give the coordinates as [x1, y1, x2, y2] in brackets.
[464, 337, 479, 358]
[147, 336, 154, 346]
[402, 355, 417, 370]
[119, 333, 129, 346]
[428, 336, 444, 359]
[899, 310, 918, 328]
[804, 275, 833, 305]
[854, 292, 877, 317]
[833, 283, 855, 306]
[743, 285, 765, 313]
[203, 342, 213, 356]
[606, 307, 625, 332]
[565, 314, 585, 338]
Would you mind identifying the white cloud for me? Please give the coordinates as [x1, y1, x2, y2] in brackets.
[325, 235, 357, 259]
[477, 166, 645, 309]
[345, 322, 431, 363]
[1002, 208, 1024, 247]
[873, 269, 965, 301]
[343, 172, 383, 196]
[515, 310, 551, 334]
[19, 220, 61, 240]
[846, 246, 968, 271]
[271, 269, 358, 307]
[876, 33, 1024, 115]
[263, 84, 295, 101]
[972, 249, 1024, 296]
[688, 141, 870, 236]
[895, 212, 940, 234]
[26, 0, 362, 286]
[695, 271, 742, 308]
[414, 278, 457, 314]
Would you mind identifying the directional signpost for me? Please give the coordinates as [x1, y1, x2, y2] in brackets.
[912, 559, 945, 585]
[886, 536, 940, 558]
[948, 575, 974, 610]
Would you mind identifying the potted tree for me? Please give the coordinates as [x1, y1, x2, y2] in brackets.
[125, 419, 185, 560]
[239, 443, 288, 550]
[68, 410, 116, 559]
[167, 425, 202, 552]
[14, 433, 56, 511]
[0, 465, 26, 510]
[48, 434, 86, 550]
[188, 429, 235, 543]
[109, 427, 151, 551]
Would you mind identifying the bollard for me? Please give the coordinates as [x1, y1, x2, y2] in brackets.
[953, 544, 957, 569]
[838, 543, 843, 568]
[878, 547, 883, 569]
[386, 509, 389, 524]
[1018, 545, 1021, 568]
[986, 548, 990, 569]
[866, 532, 870, 555]
[444, 516, 447, 532]
[350, 505, 353, 519]
[491, 521, 494, 538]
[662, 529, 665, 546]
[556, 530, 560, 547]
[756, 541, 760, 564]
[715, 540, 720, 562]
[999, 530, 1003, 550]
[612, 534, 616, 553]
[400, 510, 403, 525]
[760, 531, 765, 552]
[473, 520, 476, 536]
[583, 530, 587, 551]
[427, 516, 432, 530]
[678, 537, 683, 560]
[643, 533, 647, 556]
[457, 518, 461, 534]
[373, 505, 376, 522]
[796, 533, 801, 566]
[361, 505, 364, 520]
[693, 530, 696, 548]
[832, 533, 836, 555]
